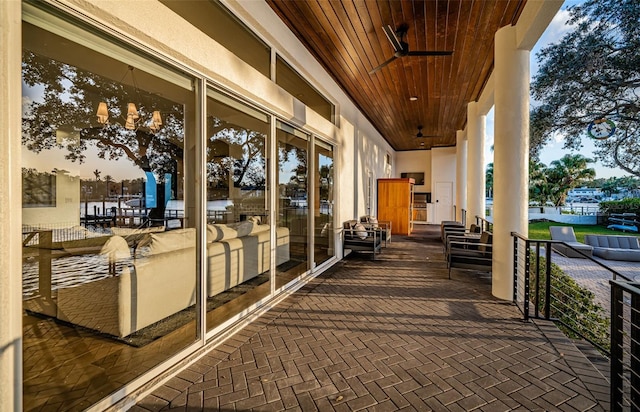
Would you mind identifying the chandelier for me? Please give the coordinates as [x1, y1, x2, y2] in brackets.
[96, 65, 163, 133]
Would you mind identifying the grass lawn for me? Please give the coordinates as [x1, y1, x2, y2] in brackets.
[528, 221, 640, 243]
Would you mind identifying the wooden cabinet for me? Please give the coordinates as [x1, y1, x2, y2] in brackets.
[377, 178, 414, 236]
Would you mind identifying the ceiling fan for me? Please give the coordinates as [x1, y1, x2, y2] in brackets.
[415, 125, 440, 138]
[369, 23, 453, 75]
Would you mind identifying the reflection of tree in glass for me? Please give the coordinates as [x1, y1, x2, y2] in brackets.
[21, 51, 184, 177]
[279, 143, 307, 199]
[206, 116, 266, 193]
[22, 167, 56, 207]
[319, 164, 332, 201]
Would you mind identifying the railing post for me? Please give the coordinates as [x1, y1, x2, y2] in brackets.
[610, 282, 624, 412]
[544, 242, 552, 320]
[632, 290, 640, 410]
[534, 242, 541, 319]
[523, 239, 530, 320]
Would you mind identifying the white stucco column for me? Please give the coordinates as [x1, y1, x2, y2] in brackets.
[493, 25, 530, 300]
[455, 130, 467, 223]
[466, 102, 486, 226]
[1, 1, 23, 410]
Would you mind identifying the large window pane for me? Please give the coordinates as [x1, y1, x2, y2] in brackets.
[276, 122, 309, 287]
[205, 89, 273, 332]
[21, 11, 197, 409]
[314, 140, 334, 266]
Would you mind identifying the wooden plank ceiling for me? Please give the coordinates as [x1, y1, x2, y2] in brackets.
[267, 0, 526, 151]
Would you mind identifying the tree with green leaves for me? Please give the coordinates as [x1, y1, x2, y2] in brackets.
[530, 0, 640, 177]
[547, 154, 596, 206]
[529, 159, 553, 206]
[529, 154, 596, 206]
[485, 163, 494, 198]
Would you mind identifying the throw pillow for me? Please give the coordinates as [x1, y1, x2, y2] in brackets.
[235, 221, 254, 237]
[247, 215, 262, 225]
[354, 223, 368, 240]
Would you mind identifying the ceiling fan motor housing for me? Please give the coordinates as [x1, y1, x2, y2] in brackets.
[395, 41, 409, 57]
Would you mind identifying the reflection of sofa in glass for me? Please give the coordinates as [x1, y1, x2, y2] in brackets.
[55, 223, 290, 337]
[56, 229, 197, 338]
[206, 222, 290, 297]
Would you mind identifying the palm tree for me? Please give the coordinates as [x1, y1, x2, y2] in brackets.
[529, 160, 553, 206]
[485, 163, 494, 198]
[93, 169, 101, 200]
[547, 154, 596, 206]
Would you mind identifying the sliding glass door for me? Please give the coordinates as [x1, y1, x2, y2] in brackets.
[205, 89, 271, 332]
[276, 121, 309, 288]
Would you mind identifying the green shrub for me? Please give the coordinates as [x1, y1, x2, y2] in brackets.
[529, 254, 610, 353]
[599, 197, 640, 215]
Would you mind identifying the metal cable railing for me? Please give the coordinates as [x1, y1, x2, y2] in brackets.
[610, 280, 640, 412]
[475, 216, 493, 233]
[512, 232, 639, 410]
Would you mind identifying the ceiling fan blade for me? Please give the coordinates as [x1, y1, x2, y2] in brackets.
[408, 50, 453, 56]
[369, 56, 397, 75]
[382, 25, 403, 52]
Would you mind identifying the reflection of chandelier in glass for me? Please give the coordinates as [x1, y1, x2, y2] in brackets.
[96, 65, 162, 133]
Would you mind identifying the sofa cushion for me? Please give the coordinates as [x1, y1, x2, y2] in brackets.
[99, 235, 130, 259]
[207, 221, 255, 242]
[140, 228, 195, 255]
[584, 235, 640, 250]
[111, 226, 165, 237]
[249, 223, 270, 235]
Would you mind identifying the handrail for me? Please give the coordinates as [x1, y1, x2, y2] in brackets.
[511, 232, 632, 282]
[475, 216, 493, 232]
[512, 231, 640, 410]
[609, 280, 640, 411]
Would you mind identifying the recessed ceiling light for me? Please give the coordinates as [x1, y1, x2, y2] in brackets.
[409, 96, 418, 101]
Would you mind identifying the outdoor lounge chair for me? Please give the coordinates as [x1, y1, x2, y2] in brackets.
[549, 226, 593, 258]
[447, 231, 493, 279]
[342, 220, 382, 260]
[440, 221, 465, 241]
[442, 224, 481, 255]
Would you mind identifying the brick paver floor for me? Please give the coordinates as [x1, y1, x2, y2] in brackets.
[134, 225, 607, 411]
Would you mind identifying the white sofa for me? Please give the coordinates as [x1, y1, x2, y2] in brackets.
[584, 234, 640, 261]
[206, 222, 290, 297]
[56, 222, 290, 337]
[57, 231, 196, 337]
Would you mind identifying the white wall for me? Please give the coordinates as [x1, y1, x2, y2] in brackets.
[395, 150, 432, 193]
[22, 173, 81, 228]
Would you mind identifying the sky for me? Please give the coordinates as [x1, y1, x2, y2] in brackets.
[483, 0, 630, 180]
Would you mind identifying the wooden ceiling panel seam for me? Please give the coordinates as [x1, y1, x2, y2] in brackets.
[267, 0, 528, 151]
[440, 0, 461, 137]
[449, 0, 496, 135]
[270, 0, 407, 147]
[371, 1, 419, 145]
[346, 1, 407, 137]
[269, 1, 397, 136]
